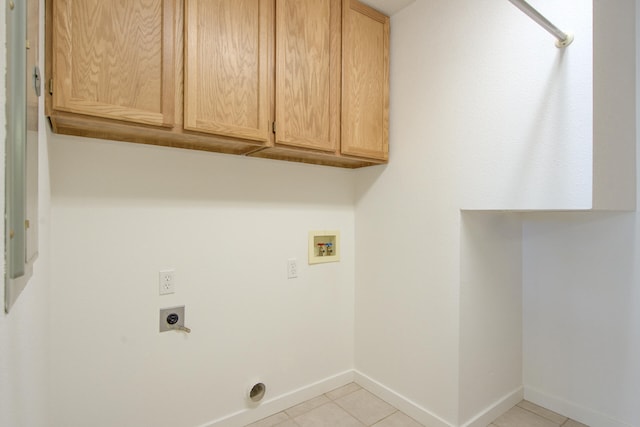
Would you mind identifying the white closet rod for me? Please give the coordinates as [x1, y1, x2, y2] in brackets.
[508, 0, 574, 48]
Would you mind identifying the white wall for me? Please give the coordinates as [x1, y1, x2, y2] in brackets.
[354, 3, 470, 424]
[48, 136, 356, 427]
[6, 1, 636, 427]
[592, 0, 637, 210]
[520, 3, 640, 425]
[456, 0, 594, 210]
[0, 3, 52, 427]
[454, 0, 635, 211]
[522, 212, 640, 427]
[354, 0, 611, 426]
[459, 212, 523, 426]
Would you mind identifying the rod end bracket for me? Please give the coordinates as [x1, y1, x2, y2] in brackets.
[555, 32, 574, 48]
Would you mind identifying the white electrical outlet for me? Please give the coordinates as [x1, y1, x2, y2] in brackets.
[159, 269, 175, 295]
[287, 258, 298, 279]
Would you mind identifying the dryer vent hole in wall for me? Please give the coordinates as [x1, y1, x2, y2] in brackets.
[248, 382, 266, 403]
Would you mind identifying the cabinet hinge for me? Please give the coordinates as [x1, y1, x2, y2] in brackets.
[272, 121, 276, 134]
[48, 78, 53, 95]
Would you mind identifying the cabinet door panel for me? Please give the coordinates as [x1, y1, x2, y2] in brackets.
[52, 0, 175, 127]
[276, 0, 340, 152]
[342, 0, 389, 160]
[184, 0, 272, 143]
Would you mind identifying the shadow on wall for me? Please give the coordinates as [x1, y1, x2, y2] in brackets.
[522, 210, 640, 426]
[47, 132, 357, 207]
[505, 50, 573, 207]
[459, 210, 524, 425]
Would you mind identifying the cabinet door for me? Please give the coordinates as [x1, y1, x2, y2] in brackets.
[342, 0, 389, 160]
[51, 0, 175, 127]
[275, 0, 341, 152]
[184, 0, 273, 143]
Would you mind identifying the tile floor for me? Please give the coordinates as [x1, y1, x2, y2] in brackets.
[245, 383, 590, 427]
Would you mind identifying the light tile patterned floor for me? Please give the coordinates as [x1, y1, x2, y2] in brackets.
[490, 400, 589, 427]
[246, 383, 590, 427]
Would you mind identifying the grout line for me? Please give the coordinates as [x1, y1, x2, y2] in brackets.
[324, 383, 362, 401]
[369, 409, 399, 426]
[560, 419, 584, 427]
[285, 398, 333, 420]
[518, 404, 566, 426]
[519, 407, 552, 422]
[325, 388, 360, 401]
[267, 383, 430, 427]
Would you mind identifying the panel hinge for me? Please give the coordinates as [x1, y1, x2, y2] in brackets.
[272, 121, 276, 134]
[48, 78, 53, 95]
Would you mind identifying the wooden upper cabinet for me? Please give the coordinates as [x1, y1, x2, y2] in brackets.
[46, 0, 389, 168]
[342, 0, 389, 161]
[275, 0, 341, 152]
[184, 0, 273, 143]
[51, 0, 175, 127]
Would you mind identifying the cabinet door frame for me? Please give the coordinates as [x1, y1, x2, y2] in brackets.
[51, 0, 176, 127]
[184, 0, 273, 144]
[275, 0, 341, 153]
[341, 0, 389, 161]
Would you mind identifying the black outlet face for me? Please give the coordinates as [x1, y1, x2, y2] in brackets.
[159, 306, 185, 332]
[167, 313, 179, 325]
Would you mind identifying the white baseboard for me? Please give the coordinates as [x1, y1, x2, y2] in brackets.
[199, 370, 355, 427]
[353, 370, 454, 427]
[198, 370, 554, 427]
[460, 387, 523, 427]
[524, 386, 634, 427]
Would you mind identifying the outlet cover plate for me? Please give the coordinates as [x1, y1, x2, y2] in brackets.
[159, 305, 185, 332]
[287, 258, 298, 279]
[159, 269, 175, 295]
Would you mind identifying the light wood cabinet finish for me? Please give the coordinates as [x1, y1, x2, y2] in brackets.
[46, 0, 389, 168]
[275, 0, 341, 152]
[51, 0, 175, 127]
[47, 0, 263, 155]
[342, 0, 389, 161]
[184, 0, 273, 144]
